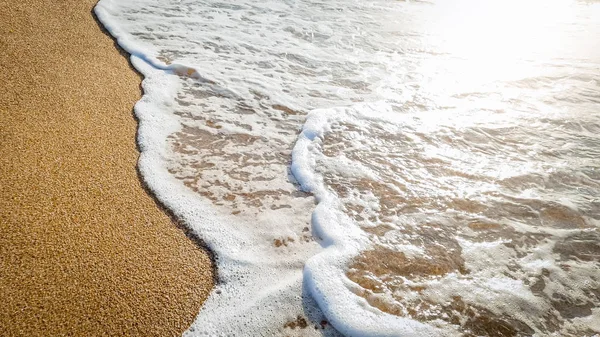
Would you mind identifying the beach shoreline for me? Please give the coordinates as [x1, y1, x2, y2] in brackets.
[0, 0, 214, 335]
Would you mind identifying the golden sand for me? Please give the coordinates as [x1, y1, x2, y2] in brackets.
[0, 0, 214, 335]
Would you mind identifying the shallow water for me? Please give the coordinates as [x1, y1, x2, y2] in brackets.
[96, 0, 600, 335]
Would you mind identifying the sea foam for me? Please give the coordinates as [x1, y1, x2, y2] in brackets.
[96, 2, 334, 336]
[95, 0, 600, 335]
[293, 103, 442, 337]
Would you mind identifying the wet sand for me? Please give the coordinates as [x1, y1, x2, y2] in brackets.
[0, 0, 214, 336]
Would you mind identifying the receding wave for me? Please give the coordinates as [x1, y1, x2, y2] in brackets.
[96, 0, 600, 335]
[293, 102, 600, 336]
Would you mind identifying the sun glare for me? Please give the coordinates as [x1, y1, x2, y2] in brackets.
[421, 0, 578, 95]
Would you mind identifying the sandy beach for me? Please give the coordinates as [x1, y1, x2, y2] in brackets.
[0, 0, 214, 336]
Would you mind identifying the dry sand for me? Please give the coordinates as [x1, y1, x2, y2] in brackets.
[0, 0, 215, 336]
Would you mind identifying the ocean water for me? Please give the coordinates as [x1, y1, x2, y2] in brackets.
[95, 0, 600, 336]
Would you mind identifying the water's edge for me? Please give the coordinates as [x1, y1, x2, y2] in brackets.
[94, 2, 339, 336]
[90, 5, 220, 286]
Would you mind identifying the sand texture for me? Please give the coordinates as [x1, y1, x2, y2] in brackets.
[0, 0, 215, 336]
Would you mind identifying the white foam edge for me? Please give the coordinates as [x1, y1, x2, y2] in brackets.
[96, 0, 222, 85]
[291, 103, 442, 337]
[94, 0, 246, 259]
[130, 51, 314, 337]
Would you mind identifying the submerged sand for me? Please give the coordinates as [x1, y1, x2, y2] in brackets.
[0, 0, 214, 335]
